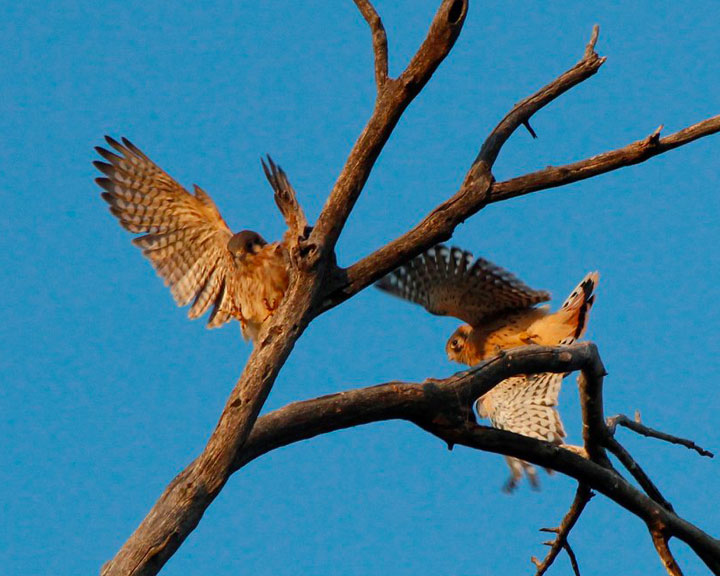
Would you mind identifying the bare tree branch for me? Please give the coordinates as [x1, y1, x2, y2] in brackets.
[532, 484, 593, 576]
[320, 27, 607, 308]
[575, 370, 611, 466]
[488, 116, 720, 204]
[310, 0, 467, 256]
[444, 430, 720, 574]
[225, 343, 720, 574]
[607, 414, 714, 458]
[101, 4, 469, 574]
[320, 37, 720, 314]
[477, 25, 604, 169]
[234, 343, 596, 470]
[101, 294, 315, 576]
[353, 0, 389, 94]
[650, 525, 685, 576]
[99, 5, 720, 574]
[604, 435, 675, 512]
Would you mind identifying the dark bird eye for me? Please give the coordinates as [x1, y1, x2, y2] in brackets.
[451, 338, 459, 348]
[246, 242, 254, 251]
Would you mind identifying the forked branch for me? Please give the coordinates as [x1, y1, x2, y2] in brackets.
[602, 413, 713, 514]
[650, 526, 685, 576]
[488, 116, 720, 204]
[101, 4, 720, 575]
[101, 3, 469, 574]
[311, 0, 467, 255]
[607, 413, 714, 458]
[531, 484, 593, 576]
[604, 435, 675, 512]
[478, 25, 604, 169]
[227, 343, 720, 574]
[321, 29, 720, 313]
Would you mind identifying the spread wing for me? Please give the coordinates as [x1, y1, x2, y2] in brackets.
[95, 136, 237, 328]
[375, 244, 551, 326]
[480, 372, 567, 444]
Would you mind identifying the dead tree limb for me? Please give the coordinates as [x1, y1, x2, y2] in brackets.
[488, 116, 720, 204]
[99, 3, 720, 575]
[310, 0, 467, 257]
[605, 436, 675, 512]
[101, 3, 467, 575]
[530, 484, 594, 576]
[607, 414, 714, 458]
[650, 523, 685, 576]
[601, 413, 714, 514]
[328, 25, 607, 307]
[321, 36, 720, 313]
[224, 343, 720, 574]
[352, 0, 389, 94]
[531, 484, 593, 576]
[576, 371, 611, 466]
[477, 25, 604, 169]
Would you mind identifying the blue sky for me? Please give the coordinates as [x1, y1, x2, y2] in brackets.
[2, 1, 719, 574]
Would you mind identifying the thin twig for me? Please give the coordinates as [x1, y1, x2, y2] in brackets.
[607, 414, 714, 458]
[650, 526, 685, 576]
[477, 25, 604, 169]
[488, 115, 720, 204]
[532, 484, 593, 576]
[563, 540, 581, 576]
[605, 436, 675, 512]
[353, 0, 389, 94]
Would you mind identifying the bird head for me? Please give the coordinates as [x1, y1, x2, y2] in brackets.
[446, 324, 472, 364]
[228, 230, 267, 260]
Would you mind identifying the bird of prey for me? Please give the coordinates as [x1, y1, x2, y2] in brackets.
[95, 136, 298, 342]
[376, 244, 598, 490]
[473, 345, 573, 492]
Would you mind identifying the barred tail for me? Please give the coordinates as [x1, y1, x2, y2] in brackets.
[558, 271, 599, 339]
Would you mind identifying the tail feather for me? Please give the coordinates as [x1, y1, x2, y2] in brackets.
[558, 271, 599, 340]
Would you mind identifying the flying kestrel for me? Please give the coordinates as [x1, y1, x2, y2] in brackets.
[377, 244, 598, 490]
[95, 136, 298, 342]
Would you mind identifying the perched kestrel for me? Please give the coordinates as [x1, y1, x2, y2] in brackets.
[95, 136, 292, 342]
[377, 244, 598, 490]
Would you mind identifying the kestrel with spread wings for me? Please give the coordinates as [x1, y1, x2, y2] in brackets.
[377, 244, 598, 490]
[95, 136, 303, 342]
